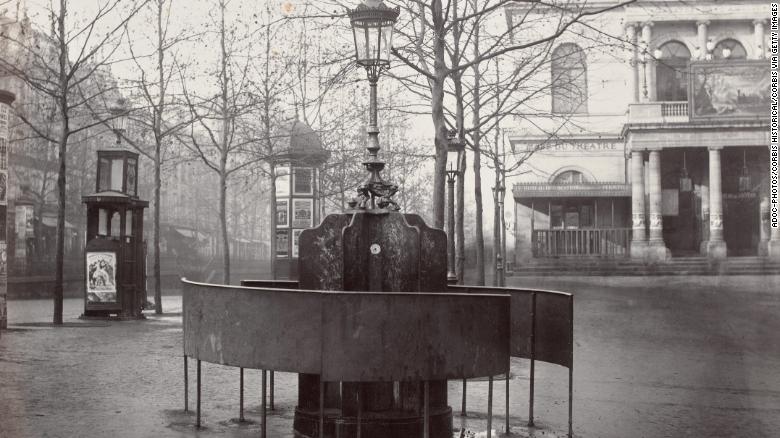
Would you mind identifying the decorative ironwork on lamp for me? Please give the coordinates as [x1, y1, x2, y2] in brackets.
[679, 151, 692, 193]
[348, 0, 401, 211]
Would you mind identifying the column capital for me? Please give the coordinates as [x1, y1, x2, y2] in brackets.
[753, 19, 767, 27]
[642, 21, 655, 28]
[625, 22, 638, 32]
[708, 145, 723, 151]
[696, 20, 710, 27]
[646, 146, 663, 152]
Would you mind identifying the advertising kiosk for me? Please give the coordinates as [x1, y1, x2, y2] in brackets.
[82, 149, 148, 319]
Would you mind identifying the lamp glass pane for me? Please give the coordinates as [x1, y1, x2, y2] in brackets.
[380, 23, 394, 62]
[447, 148, 459, 171]
[366, 24, 380, 62]
[112, 112, 126, 132]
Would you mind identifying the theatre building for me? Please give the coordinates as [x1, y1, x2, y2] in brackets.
[509, 0, 776, 265]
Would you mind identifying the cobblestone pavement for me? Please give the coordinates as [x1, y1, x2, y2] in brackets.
[1, 275, 779, 437]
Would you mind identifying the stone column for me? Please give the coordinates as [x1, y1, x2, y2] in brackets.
[630, 150, 647, 258]
[697, 21, 710, 60]
[754, 20, 766, 59]
[699, 175, 710, 254]
[647, 149, 670, 259]
[706, 146, 727, 258]
[641, 22, 655, 101]
[626, 23, 639, 103]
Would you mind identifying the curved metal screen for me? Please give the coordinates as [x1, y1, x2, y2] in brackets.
[183, 279, 510, 381]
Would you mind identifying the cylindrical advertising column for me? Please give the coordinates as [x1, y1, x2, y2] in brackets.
[0, 90, 16, 333]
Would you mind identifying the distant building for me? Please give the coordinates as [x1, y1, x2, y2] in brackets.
[507, 0, 773, 263]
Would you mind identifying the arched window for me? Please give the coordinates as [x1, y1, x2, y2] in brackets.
[656, 41, 691, 102]
[552, 170, 587, 184]
[713, 39, 747, 60]
[551, 44, 587, 114]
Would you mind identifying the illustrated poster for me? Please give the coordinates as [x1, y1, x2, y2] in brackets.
[86, 252, 117, 303]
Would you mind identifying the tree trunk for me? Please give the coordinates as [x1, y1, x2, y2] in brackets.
[269, 166, 277, 279]
[53, 0, 68, 325]
[153, 144, 162, 313]
[430, 0, 447, 229]
[53, 132, 67, 324]
[220, 171, 230, 284]
[471, 6, 485, 286]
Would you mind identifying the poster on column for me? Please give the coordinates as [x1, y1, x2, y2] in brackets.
[292, 199, 313, 228]
[86, 252, 117, 303]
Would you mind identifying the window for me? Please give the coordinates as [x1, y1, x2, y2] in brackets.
[656, 41, 691, 102]
[713, 39, 746, 60]
[552, 170, 587, 184]
[551, 44, 588, 114]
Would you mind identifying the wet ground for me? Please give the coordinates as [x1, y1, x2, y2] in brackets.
[1, 274, 779, 437]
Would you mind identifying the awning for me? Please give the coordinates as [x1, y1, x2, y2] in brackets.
[41, 215, 75, 229]
[171, 227, 209, 241]
[513, 182, 631, 199]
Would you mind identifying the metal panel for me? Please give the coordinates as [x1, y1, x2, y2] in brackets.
[449, 285, 573, 367]
[404, 214, 448, 292]
[299, 214, 351, 291]
[342, 213, 420, 292]
[183, 280, 323, 373]
[534, 291, 573, 368]
[320, 292, 510, 381]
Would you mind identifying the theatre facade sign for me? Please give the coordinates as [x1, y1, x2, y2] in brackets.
[513, 136, 623, 156]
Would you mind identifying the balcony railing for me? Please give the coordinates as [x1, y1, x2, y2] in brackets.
[532, 228, 631, 257]
[628, 101, 689, 124]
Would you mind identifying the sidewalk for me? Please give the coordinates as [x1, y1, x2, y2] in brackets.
[0, 297, 566, 438]
[2, 274, 780, 437]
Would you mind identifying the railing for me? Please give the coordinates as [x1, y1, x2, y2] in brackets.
[533, 228, 631, 257]
[628, 101, 689, 124]
[661, 101, 688, 117]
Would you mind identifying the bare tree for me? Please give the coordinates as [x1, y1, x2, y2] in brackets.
[0, 0, 147, 324]
[120, 0, 195, 313]
[179, 0, 263, 285]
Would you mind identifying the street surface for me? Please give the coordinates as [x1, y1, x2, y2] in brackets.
[1, 274, 779, 437]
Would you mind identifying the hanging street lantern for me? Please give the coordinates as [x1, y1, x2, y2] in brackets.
[679, 151, 692, 193]
[109, 99, 129, 146]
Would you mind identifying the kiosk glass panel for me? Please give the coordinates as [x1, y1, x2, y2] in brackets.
[110, 159, 124, 191]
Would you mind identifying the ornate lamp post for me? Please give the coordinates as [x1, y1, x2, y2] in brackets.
[446, 129, 464, 284]
[492, 184, 506, 287]
[348, 0, 400, 211]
